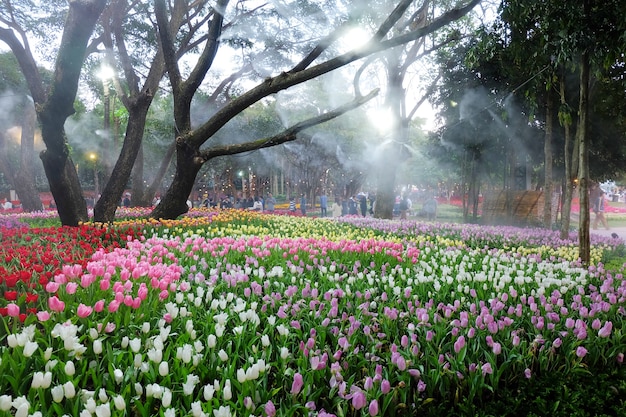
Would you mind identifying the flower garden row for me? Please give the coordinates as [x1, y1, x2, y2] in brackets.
[1, 209, 626, 416]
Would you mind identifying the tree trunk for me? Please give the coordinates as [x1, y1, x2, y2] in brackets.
[577, 50, 591, 265]
[543, 87, 554, 228]
[37, 0, 108, 226]
[15, 97, 42, 212]
[559, 75, 574, 239]
[151, 138, 203, 219]
[94, 101, 151, 222]
[374, 145, 401, 219]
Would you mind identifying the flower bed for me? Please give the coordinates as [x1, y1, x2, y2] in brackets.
[0, 210, 625, 416]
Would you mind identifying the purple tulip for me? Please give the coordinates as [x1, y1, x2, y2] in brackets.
[368, 399, 379, 416]
[454, 335, 465, 353]
[290, 373, 304, 395]
[351, 390, 367, 410]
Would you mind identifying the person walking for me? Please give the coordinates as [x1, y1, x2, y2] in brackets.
[399, 194, 410, 220]
[359, 194, 368, 217]
[319, 192, 328, 217]
[591, 183, 610, 230]
[348, 196, 358, 215]
[265, 193, 276, 213]
[300, 194, 307, 216]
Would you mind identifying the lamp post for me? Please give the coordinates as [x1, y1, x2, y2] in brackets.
[89, 152, 99, 203]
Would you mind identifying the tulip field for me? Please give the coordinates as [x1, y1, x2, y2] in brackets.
[1, 208, 626, 417]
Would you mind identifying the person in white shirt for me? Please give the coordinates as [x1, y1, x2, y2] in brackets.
[250, 197, 263, 212]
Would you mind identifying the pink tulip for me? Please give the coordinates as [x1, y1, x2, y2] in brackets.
[48, 296, 66, 312]
[77, 303, 93, 318]
[107, 300, 120, 313]
[65, 282, 78, 294]
[36, 311, 51, 322]
[94, 300, 105, 313]
[6, 303, 19, 317]
[576, 346, 588, 358]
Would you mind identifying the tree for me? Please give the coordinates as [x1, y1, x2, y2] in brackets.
[150, 0, 482, 220]
[0, 53, 45, 211]
[498, 0, 626, 264]
[0, 0, 109, 225]
[1, 0, 482, 224]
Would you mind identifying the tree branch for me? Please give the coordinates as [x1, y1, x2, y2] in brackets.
[183, 0, 229, 95]
[189, 0, 482, 147]
[199, 88, 379, 160]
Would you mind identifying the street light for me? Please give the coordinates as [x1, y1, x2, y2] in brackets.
[88, 152, 99, 202]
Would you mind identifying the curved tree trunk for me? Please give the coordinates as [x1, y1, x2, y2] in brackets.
[151, 138, 202, 219]
[38, 0, 108, 226]
[94, 102, 151, 223]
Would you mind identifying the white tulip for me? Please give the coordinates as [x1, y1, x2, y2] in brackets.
[63, 381, 76, 399]
[6, 334, 17, 348]
[159, 361, 169, 376]
[93, 339, 103, 355]
[98, 388, 108, 402]
[64, 361, 76, 376]
[84, 397, 97, 413]
[203, 384, 215, 401]
[51, 385, 65, 403]
[95, 402, 111, 417]
[223, 379, 232, 401]
[0, 395, 11, 411]
[161, 388, 172, 407]
[237, 368, 247, 383]
[113, 395, 126, 411]
[14, 402, 29, 417]
[114, 368, 124, 384]
[31, 372, 44, 389]
[129, 338, 141, 353]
